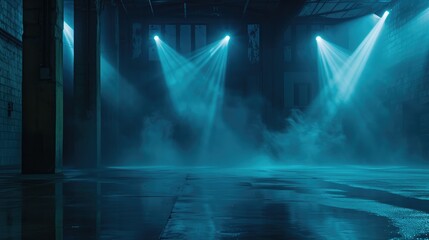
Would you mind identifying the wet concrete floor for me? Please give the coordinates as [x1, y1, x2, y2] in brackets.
[0, 166, 428, 239]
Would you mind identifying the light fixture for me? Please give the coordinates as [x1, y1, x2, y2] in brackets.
[383, 11, 390, 18]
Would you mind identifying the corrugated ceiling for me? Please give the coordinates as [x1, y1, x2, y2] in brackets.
[299, 0, 393, 18]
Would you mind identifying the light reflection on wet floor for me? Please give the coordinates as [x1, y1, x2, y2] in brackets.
[0, 166, 428, 239]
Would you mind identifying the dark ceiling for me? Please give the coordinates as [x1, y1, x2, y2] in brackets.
[66, 0, 396, 20]
[116, 0, 395, 19]
[118, 0, 289, 19]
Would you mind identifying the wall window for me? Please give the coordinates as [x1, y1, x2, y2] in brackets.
[148, 24, 161, 61]
[165, 25, 177, 49]
[284, 27, 292, 63]
[147, 24, 207, 60]
[284, 46, 292, 63]
[195, 25, 207, 50]
[295, 25, 308, 63]
[294, 82, 311, 107]
[132, 23, 143, 59]
[248, 24, 260, 64]
[180, 25, 191, 54]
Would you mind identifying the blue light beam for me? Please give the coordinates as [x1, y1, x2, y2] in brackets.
[311, 12, 389, 125]
[155, 38, 230, 148]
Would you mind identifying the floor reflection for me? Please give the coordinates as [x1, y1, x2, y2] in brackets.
[22, 180, 63, 240]
[0, 167, 428, 239]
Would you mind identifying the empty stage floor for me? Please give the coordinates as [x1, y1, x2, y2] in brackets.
[1, 166, 429, 239]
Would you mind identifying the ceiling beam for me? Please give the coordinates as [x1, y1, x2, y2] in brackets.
[316, 0, 327, 14]
[184, 1, 187, 18]
[341, 2, 356, 18]
[312, 5, 367, 17]
[310, 0, 321, 15]
[148, 0, 155, 16]
[120, 0, 128, 14]
[242, 0, 251, 18]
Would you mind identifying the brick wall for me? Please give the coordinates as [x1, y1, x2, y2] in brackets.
[0, 0, 22, 166]
[382, 0, 429, 157]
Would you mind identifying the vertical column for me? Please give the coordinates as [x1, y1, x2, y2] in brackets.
[74, 0, 101, 168]
[261, 22, 276, 129]
[22, 0, 64, 174]
[271, 23, 286, 128]
[100, 2, 120, 163]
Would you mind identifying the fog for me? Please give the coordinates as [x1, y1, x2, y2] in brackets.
[63, 5, 429, 168]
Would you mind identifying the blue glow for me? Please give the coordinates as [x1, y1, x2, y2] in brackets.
[317, 39, 351, 89]
[383, 11, 390, 18]
[316, 11, 389, 110]
[63, 20, 137, 106]
[225, 35, 230, 41]
[155, 38, 229, 148]
[63, 22, 74, 55]
[299, 11, 390, 135]
[154, 35, 160, 41]
[316, 36, 322, 41]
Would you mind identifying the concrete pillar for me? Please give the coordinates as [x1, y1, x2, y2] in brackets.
[271, 23, 286, 128]
[100, 2, 120, 163]
[74, 0, 101, 168]
[261, 22, 281, 129]
[22, 0, 64, 174]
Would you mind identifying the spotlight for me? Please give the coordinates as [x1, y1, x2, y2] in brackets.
[383, 11, 390, 18]
[225, 35, 230, 41]
[316, 36, 322, 41]
[154, 35, 160, 41]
